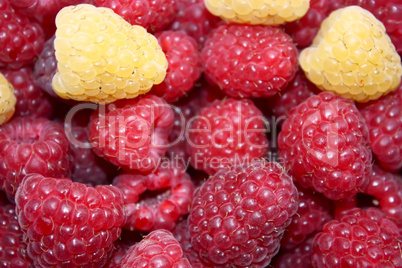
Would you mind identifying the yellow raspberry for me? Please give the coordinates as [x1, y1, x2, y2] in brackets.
[52, 4, 168, 104]
[299, 6, 402, 102]
[0, 73, 16, 125]
[204, 0, 310, 25]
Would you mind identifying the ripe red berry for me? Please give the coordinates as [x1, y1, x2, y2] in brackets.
[273, 236, 315, 268]
[15, 174, 126, 267]
[105, 241, 130, 268]
[278, 92, 372, 200]
[188, 160, 299, 267]
[201, 24, 298, 98]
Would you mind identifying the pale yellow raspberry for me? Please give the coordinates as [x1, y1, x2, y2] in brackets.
[299, 6, 402, 102]
[0, 73, 16, 125]
[205, 0, 310, 25]
[52, 4, 168, 104]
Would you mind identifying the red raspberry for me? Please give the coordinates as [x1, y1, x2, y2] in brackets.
[170, 0, 222, 49]
[201, 24, 298, 99]
[119, 229, 191, 267]
[278, 92, 372, 200]
[115, 163, 195, 232]
[105, 241, 130, 268]
[187, 98, 269, 175]
[151, 31, 202, 103]
[273, 236, 314, 268]
[89, 95, 174, 173]
[0, 117, 70, 200]
[0, 204, 30, 268]
[0, 0, 44, 68]
[281, 186, 333, 250]
[358, 84, 402, 172]
[15, 174, 126, 267]
[312, 207, 402, 267]
[1, 67, 52, 118]
[188, 160, 299, 267]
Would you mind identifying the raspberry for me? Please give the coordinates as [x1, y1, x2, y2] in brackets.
[188, 160, 299, 267]
[170, 0, 222, 49]
[105, 241, 130, 268]
[0, 73, 16, 125]
[281, 186, 333, 250]
[0, 0, 44, 68]
[187, 98, 269, 175]
[204, 0, 310, 25]
[273, 236, 314, 268]
[202, 24, 298, 98]
[0, 117, 70, 200]
[52, 4, 168, 104]
[312, 207, 402, 267]
[278, 92, 372, 200]
[15, 174, 126, 267]
[299, 6, 402, 102]
[0, 204, 30, 268]
[89, 95, 174, 173]
[357, 84, 402, 172]
[1, 67, 52, 118]
[115, 163, 195, 232]
[119, 229, 191, 267]
[151, 31, 202, 103]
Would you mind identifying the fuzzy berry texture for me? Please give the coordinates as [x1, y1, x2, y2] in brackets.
[1, 67, 52, 118]
[312, 207, 402, 267]
[105, 241, 130, 268]
[358, 84, 402, 172]
[119, 229, 191, 268]
[273, 236, 314, 268]
[0, 117, 70, 200]
[0, 0, 44, 68]
[15, 174, 126, 267]
[278, 92, 372, 200]
[89, 95, 174, 173]
[115, 163, 195, 232]
[0, 204, 30, 268]
[281, 186, 333, 250]
[187, 98, 269, 175]
[201, 24, 298, 99]
[188, 160, 299, 267]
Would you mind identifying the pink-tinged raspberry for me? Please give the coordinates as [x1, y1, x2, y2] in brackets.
[282, 186, 333, 250]
[119, 229, 191, 268]
[273, 236, 314, 268]
[115, 163, 195, 232]
[105, 241, 130, 268]
[170, 0, 222, 49]
[15, 174, 126, 267]
[1, 67, 52, 118]
[0, 117, 70, 200]
[267, 69, 320, 120]
[278, 92, 373, 200]
[358, 84, 402, 172]
[89, 95, 174, 173]
[201, 24, 298, 99]
[187, 98, 269, 175]
[312, 207, 402, 267]
[0, 0, 44, 68]
[188, 160, 299, 267]
[0, 204, 31, 268]
[151, 31, 202, 103]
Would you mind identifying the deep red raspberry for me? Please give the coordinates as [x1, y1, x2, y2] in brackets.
[151, 31, 202, 103]
[1, 67, 52, 118]
[89, 95, 174, 173]
[170, 0, 222, 49]
[273, 236, 314, 268]
[201, 24, 298, 99]
[281, 186, 333, 250]
[0, 0, 44, 68]
[0, 204, 30, 268]
[312, 207, 402, 267]
[358, 84, 402, 172]
[0, 117, 70, 200]
[278, 92, 372, 200]
[115, 163, 195, 232]
[105, 241, 130, 268]
[188, 160, 299, 267]
[15, 174, 126, 267]
[187, 98, 269, 175]
[119, 229, 191, 268]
